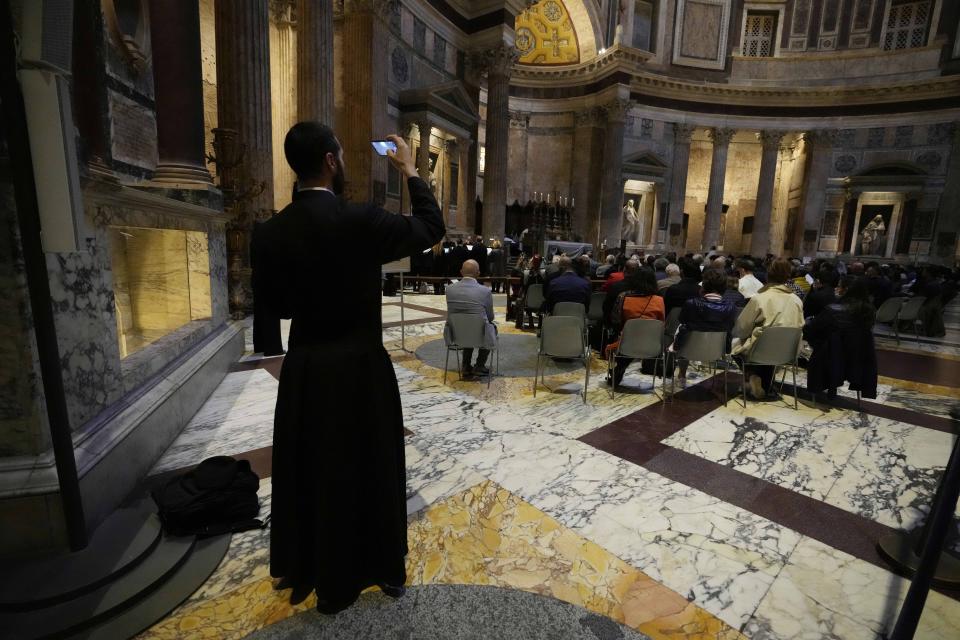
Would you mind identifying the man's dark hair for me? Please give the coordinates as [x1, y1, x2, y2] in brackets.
[737, 258, 754, 273]
[679, 256, 700, 279]
[701, 268, 727, 295]
[284, 121, 340, 180]
[816, 268, 838, 288]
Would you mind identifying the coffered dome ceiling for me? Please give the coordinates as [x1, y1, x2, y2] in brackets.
[515, 0, 580, 65]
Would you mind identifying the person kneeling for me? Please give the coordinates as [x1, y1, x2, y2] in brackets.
[445, 259, 497, 377]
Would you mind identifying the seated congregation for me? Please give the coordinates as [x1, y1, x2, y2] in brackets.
[433, 244, 960, 404]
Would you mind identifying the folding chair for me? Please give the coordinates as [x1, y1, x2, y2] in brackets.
[874, 297, 904, 343]
[608, 318, 666, 400]
[897, 296, 927, 343]
[674, 331, 729, 404]
[533, 315, 591, 403]
[735, 326, 802, 409]
[444, 313, 499, 388]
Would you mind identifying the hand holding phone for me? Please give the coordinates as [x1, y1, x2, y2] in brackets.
[371, 140, 398, 156]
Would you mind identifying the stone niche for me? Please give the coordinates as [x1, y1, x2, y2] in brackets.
[109, 227, 212, 358]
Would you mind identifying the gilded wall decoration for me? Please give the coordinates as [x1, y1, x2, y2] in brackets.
[515, 0, 580, 65]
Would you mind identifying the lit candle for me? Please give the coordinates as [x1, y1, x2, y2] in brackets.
[547, 193, 551, 204]
[571, 197, 575, 207]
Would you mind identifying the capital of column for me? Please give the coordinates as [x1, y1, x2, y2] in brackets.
[509, 111, 530, 129]
[757, 129, 786, 150]
[470, 45, 520, 80]
[443, 138, 459, 154]
[574, 107, 604, 128]
[805, 129, 840, 147]
[602, 99, 633, 125]
[270, 0, 297, 27]
[673, 123, 695, 144]
[708, 127, 736, 147]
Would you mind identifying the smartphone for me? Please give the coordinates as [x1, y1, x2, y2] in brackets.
[371, 140, 397, 156]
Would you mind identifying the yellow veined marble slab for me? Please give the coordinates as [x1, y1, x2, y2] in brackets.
[138, 481, 743, 640]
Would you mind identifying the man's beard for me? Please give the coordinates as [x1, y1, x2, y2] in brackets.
[332, 158, 346, 196]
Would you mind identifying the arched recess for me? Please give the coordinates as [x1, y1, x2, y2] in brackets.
[562, 0, 603, 61]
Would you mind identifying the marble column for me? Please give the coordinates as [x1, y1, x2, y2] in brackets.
[297, 0, 334, 124]
[457, 137, 472, 232]
[442, 138, 457, 226]
[570, 108, 604, 244]
[667, 123, 694, 252]
[417, 119, 432, 181]
[149, 0, 212, 184]
[703, 127, 735, 251]
[798, 130, 835, 256]
[215, 0, 274, 217]
[750, 130, 785, 257]
[932, 124, 960, 263]
[474, 45, 518, 239]
[598, 99, 632, 246]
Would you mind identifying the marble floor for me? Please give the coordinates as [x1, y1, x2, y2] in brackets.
[139, 293, 960, 639]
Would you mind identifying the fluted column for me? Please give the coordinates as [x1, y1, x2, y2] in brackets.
[215, 0, 274, 216]
[149, 0, 212, 184]
[798, 130, 835, 256]
[474, 45, 518, 238]
[703, 127, 735, 251]
[932, 124, 960, 264]
[297, 0, 334, 124]
[750, 130, 785, 257]
[417, 119, 432, 181]
[667, 123, 694, 251]
[599, 99, 632, 246]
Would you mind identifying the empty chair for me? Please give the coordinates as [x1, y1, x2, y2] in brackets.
[444, 313, 499, 388]
[675, 331, 729, 404]
[874, 296, 904, 342]
[533, 315, 591, 403]
[735, 326, 802, 409]
[587, 291, 608, 352]
[608, 319, 666, 400]
[897, 296, 927, 343]
[522, 284, 545, 329]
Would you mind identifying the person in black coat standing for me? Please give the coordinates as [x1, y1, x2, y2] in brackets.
[804, 275, 878, 400]
[252, 124, 444, 613]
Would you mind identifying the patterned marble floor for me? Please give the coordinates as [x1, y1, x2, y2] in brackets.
[141, 293, 960, 639]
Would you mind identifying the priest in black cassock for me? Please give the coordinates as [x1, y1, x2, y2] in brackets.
[251, 123, 444, 613]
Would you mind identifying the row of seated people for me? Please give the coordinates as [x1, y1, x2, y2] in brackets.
[516, 256, 878, 401]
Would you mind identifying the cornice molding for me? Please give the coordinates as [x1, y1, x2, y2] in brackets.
[511, 45, 651, 86]
[629, 74, 960, 108]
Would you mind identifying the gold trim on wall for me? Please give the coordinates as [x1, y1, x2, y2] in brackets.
[515, 1, 580, 66]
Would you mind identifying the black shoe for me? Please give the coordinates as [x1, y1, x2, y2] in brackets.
[274, 577, 292, 591]
[378, 583, 406, 598]
[315, 596, 355, 615]
[289, 585, 313, 606]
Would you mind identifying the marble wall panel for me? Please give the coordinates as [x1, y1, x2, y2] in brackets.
[187, 231, 212, 320]
[46, 235, 125, 432]
[108, 90, 159, 172]
[0, 184, 49, 456]
[209, 224, 229, 324]
[199, 0, 218, 181]
[522, 130, 574, 202]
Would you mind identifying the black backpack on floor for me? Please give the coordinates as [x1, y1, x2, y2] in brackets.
[152, 456, 268, 537]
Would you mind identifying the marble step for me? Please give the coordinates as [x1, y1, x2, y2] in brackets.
[0, 534, 196, 639]
[0, 501, 160, 611]
[69, 535, 231, 640]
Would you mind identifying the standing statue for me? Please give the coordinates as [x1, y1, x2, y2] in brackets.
[621, 199, 640, 242]
[859, 214, 886, 255]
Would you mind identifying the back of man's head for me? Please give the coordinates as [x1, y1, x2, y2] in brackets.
[679, 257, 701, 279]
[624, 259, 640, 275]
[285, 122, 339, 180]
[558, 256, 574, 271]
[737, 258, 754, 273]
[606, 254, 616, 265]
[712, 256, 727, 270]
[665, 263, 680, 277]
[461, 259, 480, 278]
[654, 257, 668, 271]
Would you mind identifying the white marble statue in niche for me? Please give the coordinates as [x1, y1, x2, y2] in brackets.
[859, 215, 886, 255]
[622, 199, 640, 242]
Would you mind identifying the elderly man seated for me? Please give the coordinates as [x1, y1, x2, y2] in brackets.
[444, 259, 497, 377]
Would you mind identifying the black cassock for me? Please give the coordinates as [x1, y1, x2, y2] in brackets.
[251, 177, 444, 607]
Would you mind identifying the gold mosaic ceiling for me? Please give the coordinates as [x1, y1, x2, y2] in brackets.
[515, 0, 580, 65]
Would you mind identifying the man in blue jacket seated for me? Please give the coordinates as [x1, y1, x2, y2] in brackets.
[444, 259, 497, 377]
[543, 256, 592, 314]
[670, 269, 737, 386]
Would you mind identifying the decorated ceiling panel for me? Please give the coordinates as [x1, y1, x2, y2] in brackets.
[515, 0, 580, 65]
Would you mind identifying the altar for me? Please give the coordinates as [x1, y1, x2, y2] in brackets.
[542, 240, 593, 257]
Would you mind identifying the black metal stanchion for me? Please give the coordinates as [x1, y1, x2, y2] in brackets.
[887, 408, 960, 639]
